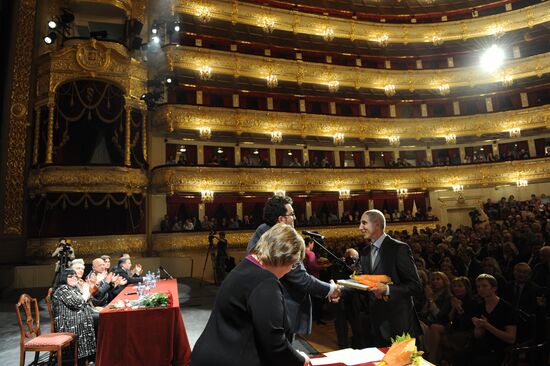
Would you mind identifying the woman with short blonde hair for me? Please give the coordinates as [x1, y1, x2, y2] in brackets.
[192, 223, 309, 366]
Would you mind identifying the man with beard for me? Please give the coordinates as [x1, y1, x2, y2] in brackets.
[246, 195, 341, 336]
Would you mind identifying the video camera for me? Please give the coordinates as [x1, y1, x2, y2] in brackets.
[208, 230, 217, 243]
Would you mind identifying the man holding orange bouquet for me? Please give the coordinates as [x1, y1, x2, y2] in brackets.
[359, 209, 423, 347]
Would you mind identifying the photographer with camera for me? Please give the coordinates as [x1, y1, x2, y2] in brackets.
[208, 231, 233, 283]
[51, 238, 75, 288]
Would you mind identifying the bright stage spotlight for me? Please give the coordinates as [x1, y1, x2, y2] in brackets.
[480, 44, 505, 72]
[43, 32, 57, 44]
[48, 20, 57, 29]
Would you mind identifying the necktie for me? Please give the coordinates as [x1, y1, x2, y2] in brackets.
[371, 245, 378, 269]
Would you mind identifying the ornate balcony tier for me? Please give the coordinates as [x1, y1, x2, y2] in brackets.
[173, 0, 550, 45]
[152, 104, 550, 140]
[26, 234, 147, 262]
[68, 0, 145, 20]
[151, 158, 550, 194]
[36, 38, 147, 102]
[28, 166, 148, 195]
[152, 221, 439, 254]
[162, 46, 550, 92]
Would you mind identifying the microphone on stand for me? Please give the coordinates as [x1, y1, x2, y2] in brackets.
[301, 230, 325, 240]
[301, 231, 355, 274]
[159, 266, 174, 280]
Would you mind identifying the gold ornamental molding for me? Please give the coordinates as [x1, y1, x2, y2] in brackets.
[26, 234, 147, 262]
[174, 0, 550, 44]
[163, 46, 550, 92]
[153, 104, 550, 140]
[152, 221, 438, 253]
[2, 0, 37, 235]
[36, 38, 147, 102]
[151, 158, 550, 194]
[28, 166, 149, 195]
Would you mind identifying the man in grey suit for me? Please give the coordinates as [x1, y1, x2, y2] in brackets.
[247, 195, 341, 335]
[359, 209, 423, 346]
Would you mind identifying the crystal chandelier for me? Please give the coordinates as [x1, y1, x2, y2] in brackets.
[274, 189, 286, 197]
[388, 136, 400, 147]
[338, 189, 351, 200]
[195, 6, 213, 23]
[199, 127, 212, 140]
[384, 84, 396, 96]
[333, 133, 345, 145]
[259, 16, 275, 33]
[198, 65, 212, 80]
[502, 75, 513, 87]
[452, 185, 464, 193]
[327, 80, 339, 93]
[431, 35, 443, 46]
[270, 131, 283, 143]
[397, 188, 408, 198]
[516, 180, 528, 187]
[201, 190, 214, 202]
[438, 84, 450, 96]
[266, 73, 278, 88]
[377, 34, 389, 47]
[445, 134, 457, 144]
[321, 26, 335, 42]
[509, 128, 521, 138]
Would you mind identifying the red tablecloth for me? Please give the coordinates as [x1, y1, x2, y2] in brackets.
[95, 279, 191, 366]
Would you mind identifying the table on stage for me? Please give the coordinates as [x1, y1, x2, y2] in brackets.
[95, 278, 192, 366]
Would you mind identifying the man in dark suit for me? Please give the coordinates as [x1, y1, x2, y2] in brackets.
[359, 209, 423, 346]
[113, 257, 143, 285]
[501, 262, 545, 314]
[247, 195, 341, 335]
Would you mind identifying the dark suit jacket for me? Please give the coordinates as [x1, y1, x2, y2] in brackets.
[501, 280, 544, 314]
[360, 235, 423, 343]
[191, 259, 304, 366]
[248, 224, 331, 335]
[112, 267, 142, 285]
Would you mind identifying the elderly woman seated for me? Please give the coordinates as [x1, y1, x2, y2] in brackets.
[52, 269, 96, 365]
[191, 223, 310, 366]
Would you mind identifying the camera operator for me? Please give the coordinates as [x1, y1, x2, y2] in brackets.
[209, 231, 230, 283]
[51, 238, 75, 288]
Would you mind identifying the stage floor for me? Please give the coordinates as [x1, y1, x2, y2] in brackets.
[0, 277, 320, 365]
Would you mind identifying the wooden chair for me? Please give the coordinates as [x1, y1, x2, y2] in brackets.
[45, 288, 55, 333]
[15, 293, 77, 366]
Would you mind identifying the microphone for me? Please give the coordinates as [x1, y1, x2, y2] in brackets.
[159, 266, 174, 280]
[302, 231, 355, 274]
[302, 231, 325, 240]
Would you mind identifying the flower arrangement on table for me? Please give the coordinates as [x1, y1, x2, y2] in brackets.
[376, 333, 424, 366]
[110, 292, 170, 310]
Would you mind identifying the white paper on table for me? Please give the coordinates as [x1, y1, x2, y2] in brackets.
[310, 347, 385, 366]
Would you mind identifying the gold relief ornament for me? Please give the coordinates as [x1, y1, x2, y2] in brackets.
[151, 158, 550, 194]
[152, 103, 550, 141]
[26, 235, 147, 262]
[75, 38, 111, 74]
[161, 45, 550, 92]
[28, 166, 148, 194]
[173, 0, 550, 44]
[2, 0, 37, 235]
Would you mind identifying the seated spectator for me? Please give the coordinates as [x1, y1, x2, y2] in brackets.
[172, 220, 182, 231]
[100, 255, 112, 272]
[183, 218, 194, 231]
[531, 246, 550, 288]
[502, 262, 545, 315]
[177, 154, 188, 165]
[113, 257, 143, 285]
[440, 277, 477, 365]
[289, 157, 302, 167]
[52, 269, 96, 365]
[166, 155, 176, 165]
[421, 272, 452, 363]
[160, 214, 172, 232]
